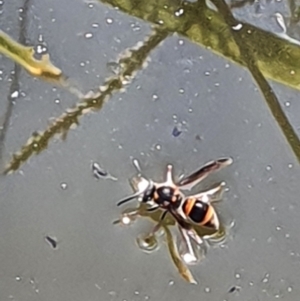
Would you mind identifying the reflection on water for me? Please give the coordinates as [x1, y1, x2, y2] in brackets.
[1, 0, 299, 177]
[3, 28, 168, 174]
[136, 233, 159, 253]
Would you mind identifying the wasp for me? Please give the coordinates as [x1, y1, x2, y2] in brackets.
[117, 158, 233, 244]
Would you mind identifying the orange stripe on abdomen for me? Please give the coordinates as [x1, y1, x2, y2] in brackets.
[200, 205, 214, 226]
[183, 198, 196, 216]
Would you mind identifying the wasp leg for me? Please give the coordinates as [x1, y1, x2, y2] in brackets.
[146, 205, 159, 212]
[150, 210, 168, 234]
[177, 158, 233, 191]
[185, 227, 204, 246]
[177, 226, 198, 263]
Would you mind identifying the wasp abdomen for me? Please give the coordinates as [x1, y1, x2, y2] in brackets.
[183, 198, 213, 225]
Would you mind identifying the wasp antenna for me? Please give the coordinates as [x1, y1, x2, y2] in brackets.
[117, 191, 143, 206]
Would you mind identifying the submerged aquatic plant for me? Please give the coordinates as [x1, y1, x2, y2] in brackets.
[0, 30, 62, 81]
[3, 28, 168, 173]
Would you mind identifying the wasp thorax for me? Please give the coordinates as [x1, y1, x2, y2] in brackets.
[154, 186, 182, 208]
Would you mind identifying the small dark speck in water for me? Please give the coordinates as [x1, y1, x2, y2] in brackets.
[228, 286, 240, 293]
[172, 126, 182, 137]
[195, 134, 202, 141]
[45, 236, 58, 249]
[92, 162, 117, 181]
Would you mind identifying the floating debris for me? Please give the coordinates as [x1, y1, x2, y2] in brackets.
[45, 235, 58, 249]
[172, 126, 182, 137]
[92, 162, 117, 181]
[0, 30, 62, 81]
[228, 285, 240, 293]
[132, 158, 142, 173]
[60, 182, 68, 190]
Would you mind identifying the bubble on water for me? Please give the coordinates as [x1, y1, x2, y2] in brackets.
[262, 273, 270, 283]
[108, 291, 116, 296]
[152, 94, 158, 101]
[92, 23, 99, 28]
[84, 32, 93, 39]
[121, 215, 132, 225]
[36, 44, 48, 54]
[131, 23, 141, 32]
[15, 276, 22, 282]
[179, 88, 185, 94]
[288, 163, 293, 169]
[204, 287, 211, 293]
[155, 144, 161, 151]
[10, 90, 19, 99]
[232, 23, 243, 31]
[60, 182, 68, 190]
[136, 233, 158, 253]
[285, 101, 290, 107]
[266, 165, 272, 171]
[175, 8, 184, 17]
[182, 252, 198, 265]
[168, 280, 175, 286]
[235, 273, 241, 279]
[106, 18, 113, 24]
[287, 286, 293, 292]
[54, 98, 60, 104]
[178, 39, 184, 46]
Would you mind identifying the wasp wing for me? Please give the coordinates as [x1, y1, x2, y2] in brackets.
[177, 158, 232, 191]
